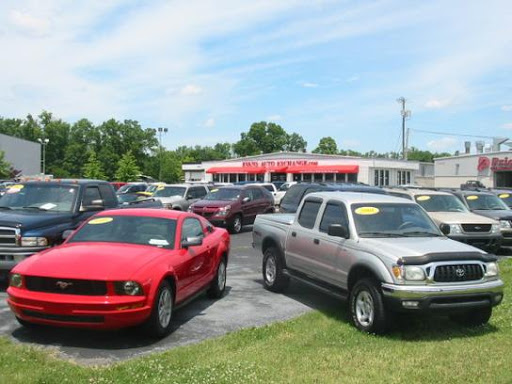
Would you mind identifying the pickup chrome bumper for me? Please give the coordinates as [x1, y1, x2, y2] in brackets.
[0, 246, 48, 277]
[381, 279, 504, 312]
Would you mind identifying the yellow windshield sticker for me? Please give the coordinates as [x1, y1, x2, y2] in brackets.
[499, 193, 510, 199]
[88, 217, 113, 225]
[157, 185, 165, 191]
[466, 195, 479, 200]
[210, 189, 219, 193]
[354, 207, 380, 215]
[7, 185, 24, 193]
[416, 195, 431, 201]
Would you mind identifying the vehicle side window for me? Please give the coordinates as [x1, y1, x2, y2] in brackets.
[181, 218, 204, 241]
[185, 187, 194, 199]
[243, 189, 255, 201]
[319, 203, 348, 233]
[195, 187, 208, 199]
[83, 186, 102, 206]
[252, 188, 264, 200]
[298, 200, 322, 229]
[98, 184, 117, 207]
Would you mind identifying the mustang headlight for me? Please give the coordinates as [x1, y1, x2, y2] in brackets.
[9, 273, 23, 288]
[485, 262, 499, 277]
[114, 281, 144, 296]
[449, 224, 462, 235]
[499, 220, 511, 229]
[21, 237, 48, 247]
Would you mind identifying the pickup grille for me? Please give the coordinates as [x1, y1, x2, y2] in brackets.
[461, 224, 491, 233]
[0, 226, 18, 246]
[433, 264, 484, 282]
[25, 276, 107, 296]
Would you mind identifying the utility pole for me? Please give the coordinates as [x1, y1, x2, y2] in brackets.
[397, 97, 411, 160]
[157, 127, 168, 181]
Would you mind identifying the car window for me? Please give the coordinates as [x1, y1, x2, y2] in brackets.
[319, 203, 349, 233]
[182, 218, 204, 241]
[252, 188, 264, 200]
[83, 186, 102, 206]
[298, 200, 322, 229]
[99, 184, 117, 207]
[193, 186, 208, 199]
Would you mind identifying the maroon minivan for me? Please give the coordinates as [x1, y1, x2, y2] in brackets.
[189, 185, 274, 234]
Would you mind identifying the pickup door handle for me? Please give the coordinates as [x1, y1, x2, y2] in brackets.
[313, 238, 320, 245]
[291, 231, 297, 237]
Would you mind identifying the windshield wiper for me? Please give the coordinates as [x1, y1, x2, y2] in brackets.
[21, 206, 49, 211]
[0, 206, 12, 210]
[358, 232, 407, 238]
[402, 231, 442, 237]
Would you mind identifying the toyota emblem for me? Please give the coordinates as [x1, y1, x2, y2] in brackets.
[56, 281, 73, 290]
[455, 268, 466, 278]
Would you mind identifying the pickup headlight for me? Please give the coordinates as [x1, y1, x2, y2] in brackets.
[449, 224, 462, 235]
[114, 281, 144, 296]
[21, 237, 48, 247]
[491, 224, 501, 234]
[391, 265, 426, 281]
[485, 262, 499, 277]
[499, 220, 511, 229]
[217, 205, 231, 216]
[9, 273, 23, 288]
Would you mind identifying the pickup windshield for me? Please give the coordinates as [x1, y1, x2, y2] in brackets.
[464, 194, 510, 211]
[153, 187, 186, 198]
[69, 216, 176, 249]
[204, 188, 240, 201]
[414, 194, 468, 212]
[352, 203, 440, 238]
[0, 184, 78, 212]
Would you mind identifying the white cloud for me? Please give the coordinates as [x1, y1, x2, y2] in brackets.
[502, 123, 512, 130]
[427, 137, 458, 151]
[424, 99, 451, 109]
[502, 105, 512, 112]
[204, 117, 215, 127]
[9, 10, 50, 36]
[301, 82, 318, 88]
[180, 84, 203, 95]
[267, 114, 282, 121]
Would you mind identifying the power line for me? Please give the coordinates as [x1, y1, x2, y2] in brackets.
[410, 128, 497, 140]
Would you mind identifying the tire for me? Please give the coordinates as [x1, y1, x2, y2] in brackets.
[207, 257, 227, 299]
[349, 278, 389, 334]
[143, 280, 174, 338]
[262, 246, 289, 292]
[228, 214, 243, 234]
[450, 307, 492, 327]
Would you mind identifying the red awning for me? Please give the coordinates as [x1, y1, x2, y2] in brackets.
[286, 165, 359, 174]
[206, 166, 266, 174]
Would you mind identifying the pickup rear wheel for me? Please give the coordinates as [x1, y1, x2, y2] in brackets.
[450, 307, 492, 327]
[262, 246, 289, 292]
[143, 280, 173, 338]
[349, 278, 389, 334]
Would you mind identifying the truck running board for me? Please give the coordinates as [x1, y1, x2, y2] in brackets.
[283, 269, 348, 301]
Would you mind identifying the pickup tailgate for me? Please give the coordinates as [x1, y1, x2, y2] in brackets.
[252, 213, 294, 253]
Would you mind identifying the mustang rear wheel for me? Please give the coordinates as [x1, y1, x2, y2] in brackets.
[144, 280, 173, 338]
[208, 257, 227, 299]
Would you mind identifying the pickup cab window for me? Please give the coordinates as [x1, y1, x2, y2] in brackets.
[298, 200, 322, 229]
[83, 186, 102, 206]
[319, 203, 349, 233]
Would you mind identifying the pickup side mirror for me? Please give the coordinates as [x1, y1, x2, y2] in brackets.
[62, 229, 74, 240]
[328, 224, 349, 239]
[80, 199, 105, 212]
[182, 236, 203, 248]
[440, 224, 451, 236]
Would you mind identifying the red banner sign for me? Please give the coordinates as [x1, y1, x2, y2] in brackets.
[478, 156, 512, 172]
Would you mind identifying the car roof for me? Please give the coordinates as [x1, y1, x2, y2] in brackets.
[306, 191, 412, 205]
[386, 188, 453, 197]
[455, 190, 495, 196]
[21, 179, 109, 185]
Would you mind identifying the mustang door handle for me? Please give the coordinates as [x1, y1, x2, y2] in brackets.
[313, 238, 320, 245]
[291, 231, 297, 237]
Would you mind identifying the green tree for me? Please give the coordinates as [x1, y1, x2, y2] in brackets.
[83, 151, 106, 180]
[0, 151, 11, 179]
[115, 151, 141, 181]
[285, 133, 307, 152]
[312, 137, 338, 154]
[233, 121, 290, 156]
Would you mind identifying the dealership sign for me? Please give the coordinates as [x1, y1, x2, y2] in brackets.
[242, 160, 319, 167]
[478, 156, 512, 172]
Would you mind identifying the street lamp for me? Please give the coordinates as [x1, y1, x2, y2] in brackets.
[157, 127, 168, 181]
[37, 138, 49, 175]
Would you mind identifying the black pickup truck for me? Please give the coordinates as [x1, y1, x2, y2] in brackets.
[0, 180, 162, 279]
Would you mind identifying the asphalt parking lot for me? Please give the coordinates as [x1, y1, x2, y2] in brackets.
[0, 228, 338, 365]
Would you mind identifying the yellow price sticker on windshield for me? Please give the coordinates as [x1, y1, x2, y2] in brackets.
[354, 207, 380, 215]
[88, 217, 113, 225]
[210, 189, 218, 193]
[7, 185, 24, 193]
[466, 195, 479, 200]
[499, 193, 510, 199]
[157, 185, 165, 191]
[416, 195, 431, 201]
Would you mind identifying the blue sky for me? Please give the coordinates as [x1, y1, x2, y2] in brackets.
[1, 0, 511, 154]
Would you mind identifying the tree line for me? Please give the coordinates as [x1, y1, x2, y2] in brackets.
[0, 112, 450, 181]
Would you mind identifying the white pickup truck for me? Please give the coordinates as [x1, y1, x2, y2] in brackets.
[252, 192, 504, 333]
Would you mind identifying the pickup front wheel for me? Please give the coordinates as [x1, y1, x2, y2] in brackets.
[349, 278, 389, 334]
[262, 247, 289, 292]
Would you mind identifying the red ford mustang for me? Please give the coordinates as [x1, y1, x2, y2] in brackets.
[7, 208, 229, 337]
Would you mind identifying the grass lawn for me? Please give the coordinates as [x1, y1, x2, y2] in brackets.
[1, 259, 512, 384]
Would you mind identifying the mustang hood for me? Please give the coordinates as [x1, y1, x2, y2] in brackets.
[13, 243, 169, 280]
[0, 210, 72, 230]
[359, 237, 486, 261]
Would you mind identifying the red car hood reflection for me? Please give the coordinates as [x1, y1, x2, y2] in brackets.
[13, 243, 169, 281]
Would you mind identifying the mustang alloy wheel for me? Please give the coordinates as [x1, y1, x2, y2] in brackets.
[144, 280, 174, 338]
[208, 257, 227, 299]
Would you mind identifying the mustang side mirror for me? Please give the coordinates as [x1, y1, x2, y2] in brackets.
[328, 224, 349, 239]
[182, 236, 203, 248]
[440, 224, 451, 235]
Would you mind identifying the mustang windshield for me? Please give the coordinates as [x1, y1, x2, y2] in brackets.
[69, 216, 177, 249]
[0, 184, 78, 212]
[464, 194, 510, 211]
[204, 188, 240, 201]
[153, 187, 186, 198]
[352, 203, 440, 238]
[414, 195, 468, 212]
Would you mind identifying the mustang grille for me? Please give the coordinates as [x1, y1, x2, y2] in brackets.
[22, 310, 104, 323]
[25, 277, 107, 296]
[433, 264, 484, 282]
[461, 224, 491, 233]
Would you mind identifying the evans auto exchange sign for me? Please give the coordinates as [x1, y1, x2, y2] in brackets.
[478, 156, 512, 172]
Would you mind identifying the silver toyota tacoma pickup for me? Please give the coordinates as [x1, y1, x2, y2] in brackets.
[252, 192, 504, 334]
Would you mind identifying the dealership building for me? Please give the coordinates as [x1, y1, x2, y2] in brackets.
[0, 133, 40, 176]
[183, 152, 421, 187]
[435, 151, 512, 188]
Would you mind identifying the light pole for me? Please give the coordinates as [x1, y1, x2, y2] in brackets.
[397, 97, 411, 160]
[157, 127, 168, 181]
[37, 138, 49, 175]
